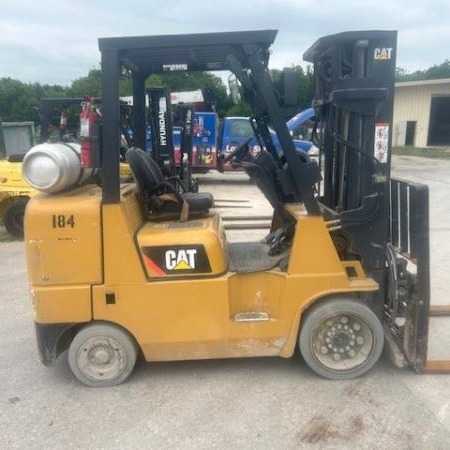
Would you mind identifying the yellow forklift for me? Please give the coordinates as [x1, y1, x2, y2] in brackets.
[23, 30, 445, 387]
[0, 120, 36, 237]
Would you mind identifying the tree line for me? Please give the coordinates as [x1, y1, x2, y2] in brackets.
[396, 60, 450, 82]
[0, 65, 314, 124]
[1, 60, 449, 124]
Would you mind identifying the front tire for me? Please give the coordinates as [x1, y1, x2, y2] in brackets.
[68, 323, 138, 387]
[299, 298, 384, 380]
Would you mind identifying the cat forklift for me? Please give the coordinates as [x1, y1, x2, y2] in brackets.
[23, 29, 445, 387]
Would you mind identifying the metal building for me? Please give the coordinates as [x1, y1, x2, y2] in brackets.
[393, 78, 450, 147]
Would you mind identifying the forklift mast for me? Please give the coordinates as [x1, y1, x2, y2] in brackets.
[177, 102, 196, 191]
[177, 102, 195, 165]
[147, 86, 176, 176]
[304, 31, 397, 308]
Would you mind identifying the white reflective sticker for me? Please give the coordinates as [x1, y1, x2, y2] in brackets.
[374, 123, 389, 163]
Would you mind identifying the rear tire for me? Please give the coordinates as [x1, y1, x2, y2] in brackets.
[299, 298, 384, 380]
[68, 323, 138, 387]
[4, 198, 28, 237]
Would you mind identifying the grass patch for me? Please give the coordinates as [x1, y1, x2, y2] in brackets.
[393, 146, 450, 159]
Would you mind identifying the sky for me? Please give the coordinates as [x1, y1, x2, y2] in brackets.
[0, 0, 449, 86]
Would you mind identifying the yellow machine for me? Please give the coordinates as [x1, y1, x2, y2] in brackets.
[26, 179, 380, 386]
[23, 30, 441, 387]
[0, 157, 36, 237]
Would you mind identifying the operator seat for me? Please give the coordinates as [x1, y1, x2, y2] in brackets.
[126, 147, 213, 220]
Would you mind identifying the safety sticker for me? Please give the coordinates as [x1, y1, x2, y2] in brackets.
[374, 123, 389, 163]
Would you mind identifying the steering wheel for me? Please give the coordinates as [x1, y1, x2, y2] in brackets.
[221, 136, 255, 163]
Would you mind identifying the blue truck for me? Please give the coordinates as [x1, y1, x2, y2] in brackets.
[162, 108, 318, 172]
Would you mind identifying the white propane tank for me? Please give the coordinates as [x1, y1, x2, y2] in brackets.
[22, 142, 95, 194]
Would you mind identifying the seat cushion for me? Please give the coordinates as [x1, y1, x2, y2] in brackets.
[182, 192, 214, 212]
[158, 192, 213, 215]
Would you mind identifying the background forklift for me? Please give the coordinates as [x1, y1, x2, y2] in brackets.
[0, 119, 36, 237]
[23, 29, 442, 387]
[147, 86, 198, 192]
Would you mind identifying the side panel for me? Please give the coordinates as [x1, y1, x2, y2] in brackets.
[31, 285, 92, 323]
[102, 187, 146, 286]
[25, 186, 103, 286]
[287, 208, 346, 275]
[136, 214, 227, 279]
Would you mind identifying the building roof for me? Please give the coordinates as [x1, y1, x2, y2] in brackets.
[395, 78, 450, 88]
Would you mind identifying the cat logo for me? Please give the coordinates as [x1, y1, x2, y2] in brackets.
[165, 249, 197, 270]
[142, 244, 211, 276]
[374, 48, 393, 60]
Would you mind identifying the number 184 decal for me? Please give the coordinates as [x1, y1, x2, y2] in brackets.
[52, 214, 75, 228]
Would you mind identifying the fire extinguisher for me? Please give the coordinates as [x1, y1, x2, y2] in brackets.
[59, 109, 68, 140]
[79, 97, 100, 168]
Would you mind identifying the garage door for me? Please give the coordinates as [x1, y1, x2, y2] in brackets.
[428, 96, 450, 146]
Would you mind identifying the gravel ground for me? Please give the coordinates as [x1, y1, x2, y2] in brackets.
[1, 155, 450, 449]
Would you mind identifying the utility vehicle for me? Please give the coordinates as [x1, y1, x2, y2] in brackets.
[23, 29, 446, 387]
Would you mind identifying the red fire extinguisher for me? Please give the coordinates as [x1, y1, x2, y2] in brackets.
[79, 97, 99, 168]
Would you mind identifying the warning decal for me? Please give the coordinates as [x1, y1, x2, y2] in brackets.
[374, 123, 389, 163]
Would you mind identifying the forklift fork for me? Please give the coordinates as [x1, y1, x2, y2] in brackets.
[424, 305, 450, 373]
[386, 178, 450, 374]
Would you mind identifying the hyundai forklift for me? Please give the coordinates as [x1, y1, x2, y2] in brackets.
[23, 29, 445, 387]
[147, 86, 197, 192]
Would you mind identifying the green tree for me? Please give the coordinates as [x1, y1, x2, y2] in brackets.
[68, 68, 102, 97]
[396, 60, 450, 81]
[226, 101, 252, 117]
[425, 60, 450, 79]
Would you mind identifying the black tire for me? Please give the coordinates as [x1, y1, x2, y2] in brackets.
[68, 322, 138, 387]
[299, 298, 384, 380]
[3, 198, 28, 237]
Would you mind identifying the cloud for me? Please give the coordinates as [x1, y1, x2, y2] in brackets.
[0, 0, 448, 85]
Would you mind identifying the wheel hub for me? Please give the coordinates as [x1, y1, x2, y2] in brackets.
[77, 337, 125, 382]
[92, 347, 111, 364]
[313, 314, 373, 371]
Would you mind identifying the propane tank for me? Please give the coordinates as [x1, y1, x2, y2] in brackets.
[22, 142, 96, 194]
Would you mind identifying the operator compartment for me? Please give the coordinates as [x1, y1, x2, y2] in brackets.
[136, 213, 227, 279]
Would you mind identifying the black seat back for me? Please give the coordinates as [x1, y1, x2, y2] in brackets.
[126, 147, 165, 196]
[126, 146, 213, 218]
[241, 150, 290, 216]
